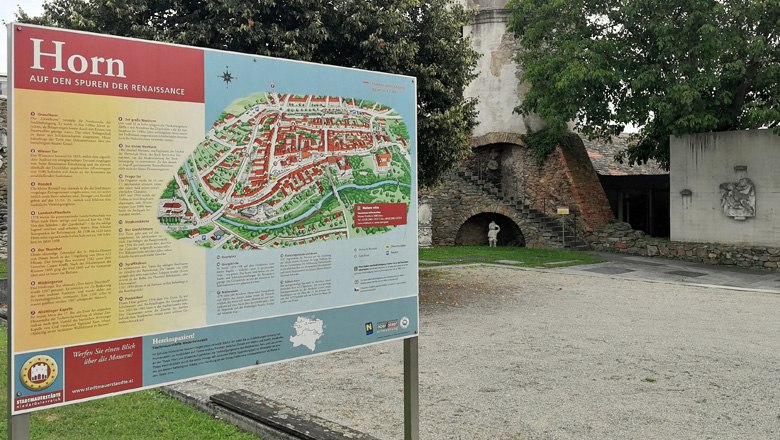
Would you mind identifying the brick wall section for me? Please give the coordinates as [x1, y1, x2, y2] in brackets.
[557, 134, 614, 231]
[503, 144, 572, 217]
[588, 222, 780, 271]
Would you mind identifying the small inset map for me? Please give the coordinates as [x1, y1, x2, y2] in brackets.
[158, 92, 412, 250]
[289, 316, 325, 352]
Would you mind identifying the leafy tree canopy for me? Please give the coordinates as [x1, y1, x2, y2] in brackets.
[19, 0, 478, 186]
[507, 0, 780, 168]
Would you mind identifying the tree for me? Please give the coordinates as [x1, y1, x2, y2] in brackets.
[20, 0, 478, 186]
[507, 0, 780, 168]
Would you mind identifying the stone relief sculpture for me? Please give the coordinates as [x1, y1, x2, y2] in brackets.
[485, 148, 501, 186]
[486, 149, 500, 171]
[719, 178, 756, 220]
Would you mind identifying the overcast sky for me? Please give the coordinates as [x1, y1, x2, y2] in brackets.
[2, 0, 46, 74]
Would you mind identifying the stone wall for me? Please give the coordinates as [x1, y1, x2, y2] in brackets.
[422, 133, 613, 247]
[588, 221, 780, 271]
[420, 168, 551, 248]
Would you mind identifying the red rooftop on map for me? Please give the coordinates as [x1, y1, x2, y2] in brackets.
[158, 91, 412, 248]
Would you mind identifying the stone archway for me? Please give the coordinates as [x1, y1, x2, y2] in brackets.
[455, 213, 525, 247]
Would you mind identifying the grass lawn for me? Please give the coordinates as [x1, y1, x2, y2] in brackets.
[0, 259, 6, 278]
[0, 329, 259, 439]
[420, 246, 602, 268]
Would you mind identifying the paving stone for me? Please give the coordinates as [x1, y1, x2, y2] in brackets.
[583, 266, 636, 275]
[622, 257, 667, 267]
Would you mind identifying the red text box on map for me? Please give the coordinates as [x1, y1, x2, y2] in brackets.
[354, 203, 408, 227]
[65, 337, 143, 401]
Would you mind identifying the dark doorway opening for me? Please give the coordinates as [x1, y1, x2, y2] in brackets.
[600, 174, 670, 237]
[455, 213, 525, 246]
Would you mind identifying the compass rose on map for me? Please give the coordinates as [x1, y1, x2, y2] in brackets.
[219, 67, 236, 85]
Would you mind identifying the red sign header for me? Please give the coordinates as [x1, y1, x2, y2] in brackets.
[13, 24, 204, 103]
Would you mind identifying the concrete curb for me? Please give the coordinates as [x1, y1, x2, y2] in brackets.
[162, 380, 379, 440]
[162, 381, 301, 440]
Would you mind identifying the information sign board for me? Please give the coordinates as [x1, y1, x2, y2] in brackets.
[8, 23, 418, 414]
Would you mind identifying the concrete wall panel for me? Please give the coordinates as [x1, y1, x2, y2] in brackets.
[670, 130, 780, 246]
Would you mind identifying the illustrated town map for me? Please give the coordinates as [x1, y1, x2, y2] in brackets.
[158, 92, 412, 249]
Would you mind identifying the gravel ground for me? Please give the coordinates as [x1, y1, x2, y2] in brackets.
[201, 266, 780, 440]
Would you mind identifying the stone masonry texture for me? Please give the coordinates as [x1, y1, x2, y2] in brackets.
[421, 132, 613, 247]
[588, 221, 780, 271]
